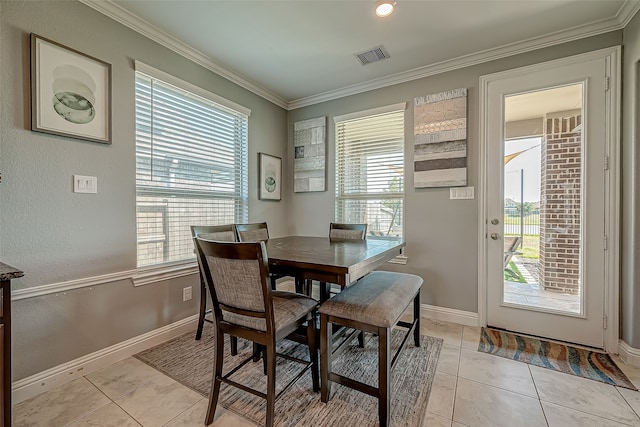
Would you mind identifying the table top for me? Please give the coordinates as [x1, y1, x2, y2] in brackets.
[266, 236, 405, 285]
[0, 262, 24, 281]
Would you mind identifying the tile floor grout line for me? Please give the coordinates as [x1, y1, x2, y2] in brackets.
[614, 386, 640, 421]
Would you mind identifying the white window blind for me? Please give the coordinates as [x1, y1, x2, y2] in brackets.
[135, 71, 248, 268]
[335, 106, 405, 240]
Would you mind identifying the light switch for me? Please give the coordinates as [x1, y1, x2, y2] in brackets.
[73, 175, 97, 194]
[450, 186, 474, 200]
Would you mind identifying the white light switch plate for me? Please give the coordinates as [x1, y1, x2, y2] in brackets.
[73, 175, 97, 194]
[450, 186, 474, 200]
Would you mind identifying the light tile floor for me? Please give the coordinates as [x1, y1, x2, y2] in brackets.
[13, 318, 640, 427]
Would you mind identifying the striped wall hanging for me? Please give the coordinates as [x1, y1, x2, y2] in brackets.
[413, 88, 468, 188]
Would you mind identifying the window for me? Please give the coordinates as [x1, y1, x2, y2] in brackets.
[135, 63, 249, 269]
[335, 103, 406, 240]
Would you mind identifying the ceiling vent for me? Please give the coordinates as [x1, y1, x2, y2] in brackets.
[354, 45, 390, 65]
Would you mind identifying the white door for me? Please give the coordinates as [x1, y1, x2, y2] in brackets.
[481, 49, 618, 349]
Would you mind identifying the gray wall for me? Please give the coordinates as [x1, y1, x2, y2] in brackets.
[287, 32, 622, 314]
[621, 11, 640, 349]
[0, 1, 289, 380]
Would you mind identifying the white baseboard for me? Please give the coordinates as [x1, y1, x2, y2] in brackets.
[12, 315, 198, 404]
[618, 339, 640, 368]
[421, 304, 479, 327]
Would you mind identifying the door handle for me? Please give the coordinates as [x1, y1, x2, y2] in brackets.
[490, 233, 500, 240]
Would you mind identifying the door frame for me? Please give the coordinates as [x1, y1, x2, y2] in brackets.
[477, 46, 621, 352]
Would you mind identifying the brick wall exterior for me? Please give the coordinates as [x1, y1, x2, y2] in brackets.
[538, 113, 582, 293]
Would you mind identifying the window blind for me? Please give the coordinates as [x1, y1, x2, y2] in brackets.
[335, 108, 405, 239]
[135, 72, 248, 268]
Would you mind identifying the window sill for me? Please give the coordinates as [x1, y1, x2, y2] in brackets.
[133, 261, 199, 287]
[387, 255, 408, 265]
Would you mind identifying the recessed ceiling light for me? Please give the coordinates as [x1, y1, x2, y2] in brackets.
[375, 1, 396, 17]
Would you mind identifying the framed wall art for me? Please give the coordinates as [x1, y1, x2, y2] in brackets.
[30, 33, 112, 144]
[293, 116, 326, 192]
[414, 88, 467, 187]
[259, 153, 281, 201]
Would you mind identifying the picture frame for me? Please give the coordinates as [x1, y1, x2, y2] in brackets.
[259, 153, 282, 201]
[30, 33, 112, 144]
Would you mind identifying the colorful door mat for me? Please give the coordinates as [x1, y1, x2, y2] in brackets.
[479, 327, 637, 390]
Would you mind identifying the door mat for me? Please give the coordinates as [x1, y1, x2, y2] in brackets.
[479, 327, 637, 390]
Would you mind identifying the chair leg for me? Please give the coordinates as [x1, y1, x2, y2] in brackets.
[230, 337, 238, 356]
[307, 313, 319, 391]
[320, 314, 333, 402]
[270, 275, 277, 290]
[358, 330, 365, 348]
[253, 343, 263, 363]
[413, 293, 421, 347]
[265, 343, 277, 427]
[205, 330, 225, 425]
[195, 277, 207, 340]
[319, 281, 330, 302]
[378, 327, 391, 427]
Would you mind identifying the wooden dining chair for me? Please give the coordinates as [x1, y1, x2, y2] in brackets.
[236, 222, 289, 291]
[190, 225, 238, 342]
[320, 223, 368, 301]
[194, 239, 319, 427]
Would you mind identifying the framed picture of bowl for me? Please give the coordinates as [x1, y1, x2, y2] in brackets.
[30, 33, 111, 144]
[259, 153, 281, 201]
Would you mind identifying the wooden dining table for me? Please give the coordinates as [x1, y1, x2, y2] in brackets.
[265, 236, 405, 300]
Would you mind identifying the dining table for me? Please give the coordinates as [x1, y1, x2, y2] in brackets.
[265, 236, 405, 301]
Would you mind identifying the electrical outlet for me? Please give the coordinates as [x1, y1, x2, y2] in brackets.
[182, 286, 192, 302]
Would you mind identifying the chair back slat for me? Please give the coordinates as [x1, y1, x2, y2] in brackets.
[329, 223, 367, 240]
[236, 222, 269, 242]
[205, 255, 266, 313]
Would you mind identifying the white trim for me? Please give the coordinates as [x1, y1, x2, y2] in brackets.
[618, 340, 640, 368]
[421, 304, 479, 327]
[12, 315, 198, 404]
[135, 61, 251, 117]
[78, 0, 287, 109]
[605, 47, 622, 352]
[333, 102, 407, 123]
[12, 270, 137, 301]
[478, 46, 621, 351]
[133, 262, 199, 287]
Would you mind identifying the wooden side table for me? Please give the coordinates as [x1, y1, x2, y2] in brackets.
[0, 263, 23, 427]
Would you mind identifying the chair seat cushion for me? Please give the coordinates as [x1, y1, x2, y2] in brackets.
[318, 271, 422, 328]
[224, 291, 317, 332]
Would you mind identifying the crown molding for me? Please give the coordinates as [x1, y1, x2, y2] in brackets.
[78, 0, 288, 109]
[79, 0, 636, 111]
[618, 0, 640, 27]
[289, 12, 630, 109]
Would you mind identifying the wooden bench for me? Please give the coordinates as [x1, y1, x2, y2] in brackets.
[318, 271, 422, 427]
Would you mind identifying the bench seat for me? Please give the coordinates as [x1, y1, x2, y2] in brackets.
[319, 271, 422, 427]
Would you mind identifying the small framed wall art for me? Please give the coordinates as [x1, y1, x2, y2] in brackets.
[30, 33, 112, 144]
[259, 152, 282, 201]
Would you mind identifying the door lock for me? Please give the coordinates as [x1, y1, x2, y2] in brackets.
[490, 233, 500, 240]
[491, 218, 499, 225]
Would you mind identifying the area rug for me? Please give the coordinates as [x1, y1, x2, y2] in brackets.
[135, 326, 442, 426]
[479, 327, 637, 390]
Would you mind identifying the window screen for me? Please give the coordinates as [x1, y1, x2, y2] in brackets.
[135, 72, 248, 268]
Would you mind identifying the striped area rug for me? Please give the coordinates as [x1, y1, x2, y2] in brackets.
[479, 327, 637, 390]
[135, 326, 442, 426]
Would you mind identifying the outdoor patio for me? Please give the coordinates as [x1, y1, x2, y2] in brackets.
[504, 255, 581, 313]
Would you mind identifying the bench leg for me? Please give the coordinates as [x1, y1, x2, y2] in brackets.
[413, 292, 421, 347]
[320, 314, 332, 402]
[378, 327, 390, 427]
